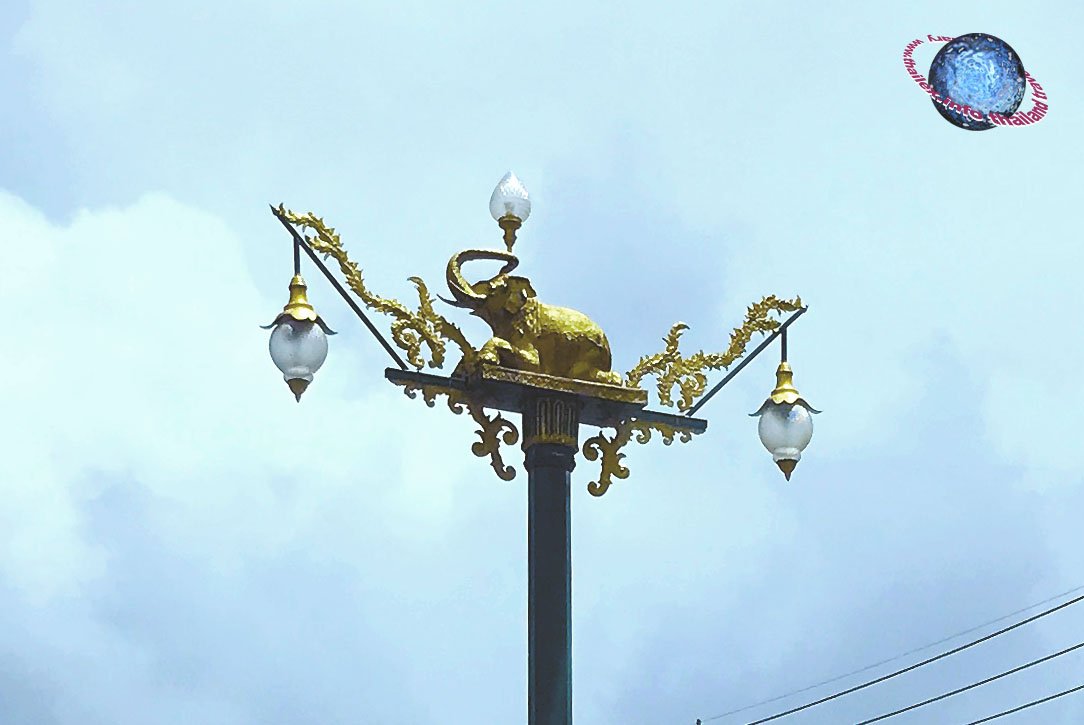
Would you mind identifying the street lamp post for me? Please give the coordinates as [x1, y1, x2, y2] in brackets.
[261, 173, 818, 724]
[524, 395, 576, 723]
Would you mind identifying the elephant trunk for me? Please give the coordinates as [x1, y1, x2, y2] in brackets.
[445, 249, 520, 308]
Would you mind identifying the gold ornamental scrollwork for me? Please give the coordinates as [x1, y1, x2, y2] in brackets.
[467, 406, 520, 482]
[402, 382, 462, 410]
[630, 420, 695, 446]
[399, 382, 520, 481]
[582, 419, 699, 496]
[582, 420, 634, 497]
[625, 295, 803, 412]
[276, 206, 479, 371]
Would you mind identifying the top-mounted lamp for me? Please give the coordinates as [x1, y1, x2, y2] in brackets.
[489, 171, 531, 252]
[261, 274, 336, 401]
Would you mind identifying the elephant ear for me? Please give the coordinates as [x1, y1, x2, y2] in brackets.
[518, 277, 538, 299]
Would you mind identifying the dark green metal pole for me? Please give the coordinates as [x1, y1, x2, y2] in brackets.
[523, 396, 579, 725]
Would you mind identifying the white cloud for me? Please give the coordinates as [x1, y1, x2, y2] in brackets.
[0, 189, 507, 721]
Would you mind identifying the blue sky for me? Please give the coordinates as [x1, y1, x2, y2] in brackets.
[3, 1, 1084, 723]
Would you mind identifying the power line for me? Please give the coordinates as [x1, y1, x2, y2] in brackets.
[738, 593, 1084, 724]
[854, 640, 1084, 724]
[963, 683, 1084, 724]
[700, 583, 1084, 722]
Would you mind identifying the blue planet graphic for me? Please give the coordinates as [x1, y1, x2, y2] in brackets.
[928, 33, 1027, 131]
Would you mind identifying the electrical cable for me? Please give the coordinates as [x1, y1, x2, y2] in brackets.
[737, 593, 1084, 724]
[853, 640, 1084, 724]
[700, 583, 1084, 722]
[963, 683, 1084, 724]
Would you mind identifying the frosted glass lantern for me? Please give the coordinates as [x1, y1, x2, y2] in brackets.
[489, 171, 531, 222]
[756, 403, 814, 479]
[750, 362, 819, 480]
[261, 275, 335, 401]
[269, 318, 329, 400]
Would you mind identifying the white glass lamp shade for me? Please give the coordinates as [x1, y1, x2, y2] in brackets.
[757, 403, 814, 479]
[489, 171, 531, 222]
[269, 318, 328, 384]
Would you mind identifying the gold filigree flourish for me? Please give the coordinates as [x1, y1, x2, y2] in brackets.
[399, 382, 519, 481]
[582, 420, 634, 497]
[466, 404, 520, 481]
[277, 206, 478, 371]
[625, 295, 803, 411]
[630, 420, 695, 446]
[582, 419, 698, 496]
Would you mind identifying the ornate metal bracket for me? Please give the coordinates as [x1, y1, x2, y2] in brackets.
[387, 366, 706, 491]
[582, 419, 698, 496]
[400, 380, 520, 481]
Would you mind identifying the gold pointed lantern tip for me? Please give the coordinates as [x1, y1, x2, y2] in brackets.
[286, 377, 310, 402]
[776, 458, 798, 480]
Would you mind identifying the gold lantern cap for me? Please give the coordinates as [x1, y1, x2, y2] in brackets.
[770, 362, 801, 404]
[759, 362, 819, 412]
[261, 275, 336, 333]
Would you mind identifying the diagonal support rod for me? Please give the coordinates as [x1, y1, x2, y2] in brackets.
[271, 205, 409, 370]
[685, 306, 808, 417]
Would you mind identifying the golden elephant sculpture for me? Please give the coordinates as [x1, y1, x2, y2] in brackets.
[444, 249, 623, 386]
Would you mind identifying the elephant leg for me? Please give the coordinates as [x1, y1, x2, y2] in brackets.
[568, 353, 623, 386]
[513, 344, 541, 371]
[478, 338, 508, 364]
[593, 370, 624, 385]
[480, 338, 541, 372]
